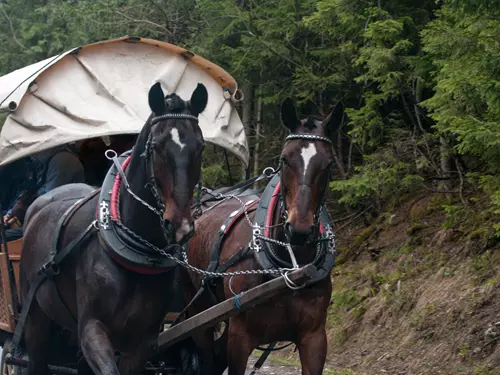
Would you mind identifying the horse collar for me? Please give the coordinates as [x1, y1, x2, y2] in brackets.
[97, 150, 180, 274]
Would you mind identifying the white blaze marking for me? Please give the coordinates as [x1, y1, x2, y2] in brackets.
[300, 143, 317, 177]
[170, 128, 185, 150]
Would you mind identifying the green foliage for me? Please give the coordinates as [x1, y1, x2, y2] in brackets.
[330, 150, 424, 209]
[3, 0, 500, 223]
[201, 164, 229, 189]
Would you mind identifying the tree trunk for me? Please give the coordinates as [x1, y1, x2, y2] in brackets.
[241, 82, 254, 180]
[253, 91, 263, 178]
[440, 135, 453, 194]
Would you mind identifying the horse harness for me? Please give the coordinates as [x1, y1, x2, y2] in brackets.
[204, 133, 336, 288]
[10, 113, 197, 356]
[97, 150, 182, 274]
[172, 133, 337, 326]
[11, 190, 100, 356]
[199, 174, 335, 294]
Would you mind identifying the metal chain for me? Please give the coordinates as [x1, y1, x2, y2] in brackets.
[220, 192, 286, 230]
[105, 150, 164, 219]
[125, 185, 164, 218]
[104, 162, 337, 280]
[109, 216, 294, 277]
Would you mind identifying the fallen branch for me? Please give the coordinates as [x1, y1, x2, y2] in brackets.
[336, 206, 373, 231]
[455, 156, 468, 206]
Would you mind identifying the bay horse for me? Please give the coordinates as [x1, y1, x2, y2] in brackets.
[18, 81, 208, 375]
[183, 98, 340, 375]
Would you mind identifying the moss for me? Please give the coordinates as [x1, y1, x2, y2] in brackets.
[473, 365, 500, 375]
[410, 203, 429, 221]
[458, 343, 470, 361]
[470, 228, 488, 240]
[354, 225, 377, 247]
[353, 305, 366, 321]
[331, 289, 362, 310]
[407, 223, 428, 236]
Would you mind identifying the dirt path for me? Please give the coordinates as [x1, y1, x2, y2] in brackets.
[244, 355, 302, 375]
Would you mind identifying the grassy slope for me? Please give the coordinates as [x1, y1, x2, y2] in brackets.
[267, 192, 500, 375]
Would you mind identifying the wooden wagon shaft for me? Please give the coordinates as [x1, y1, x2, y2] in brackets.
[157, 264, 318, 351]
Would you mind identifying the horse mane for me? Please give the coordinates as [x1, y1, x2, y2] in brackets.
[165, 93, 186, 113]
[304, 116, 318, 131]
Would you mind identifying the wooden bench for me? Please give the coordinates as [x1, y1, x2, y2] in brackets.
[0, 238, 22, 333]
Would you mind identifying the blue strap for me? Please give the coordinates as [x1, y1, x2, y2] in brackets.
[233, 293, 244, 311]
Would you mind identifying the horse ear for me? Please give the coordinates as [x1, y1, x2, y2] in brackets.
[148, 82, 165, 115]
[190, 83, 208, 116]
[323, 102, 344, 139]
[280, 98, 300, 132]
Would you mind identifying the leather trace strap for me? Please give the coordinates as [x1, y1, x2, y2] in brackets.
[10, 215, 98, 357]
[249, 342, 277, 375]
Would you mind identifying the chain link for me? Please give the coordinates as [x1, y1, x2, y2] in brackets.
[125, 185, 164, 218]
[109, 216, 293, 277]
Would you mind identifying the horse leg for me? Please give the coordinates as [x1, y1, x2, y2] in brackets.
[116, 335, 156, 375]
[226, 320, 255, 375]
[79, 319, 120, 375]
[24, 299, 51, 375]
[296, 330, 327, 375]
[191, 327, 220, 375]
[77, 356, 94, 375]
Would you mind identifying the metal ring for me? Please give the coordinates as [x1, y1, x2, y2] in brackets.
[263, 167, 275, 178]
[229, 275, 238, 296]
[282, 271, 306, 290]
[105, 149, 118, 160]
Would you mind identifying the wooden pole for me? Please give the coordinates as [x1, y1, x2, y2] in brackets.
[157, 265, 318, 351]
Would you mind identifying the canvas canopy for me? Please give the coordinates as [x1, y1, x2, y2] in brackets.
[0, 36, 249, 167]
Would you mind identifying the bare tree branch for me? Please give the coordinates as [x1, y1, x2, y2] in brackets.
[0, 3, 26, 50]
[114, 9, 173, 36]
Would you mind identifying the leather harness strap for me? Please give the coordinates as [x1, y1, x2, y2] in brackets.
[10, 190, 100, 357]
[249, 342, 277, 375]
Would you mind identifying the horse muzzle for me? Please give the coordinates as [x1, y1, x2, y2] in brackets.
[176, 219, 195, 246]
[284, 222, 314, 246]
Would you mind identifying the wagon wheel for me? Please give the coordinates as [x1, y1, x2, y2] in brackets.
[165, 339, 201, 375]
[0, 339, 24, 375]
[175, 346, 200, 375]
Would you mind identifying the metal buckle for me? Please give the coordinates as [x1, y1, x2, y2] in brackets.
[41, 261, 60, 277]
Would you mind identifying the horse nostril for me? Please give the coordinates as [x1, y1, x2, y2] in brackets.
[284, 222, 293, 237]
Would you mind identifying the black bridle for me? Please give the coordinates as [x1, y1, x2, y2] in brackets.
[278, 133, 334, 240]
[139, 112, 201, 246]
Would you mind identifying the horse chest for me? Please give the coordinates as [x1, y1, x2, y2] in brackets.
[79, 252, 170, 339]
[233, 278, 332, 342]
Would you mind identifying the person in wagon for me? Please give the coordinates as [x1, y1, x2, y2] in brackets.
[2, 144, 85, 242]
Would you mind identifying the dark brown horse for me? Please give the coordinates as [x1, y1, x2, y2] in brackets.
[183, 98, 341, 375]
[19, 82, 208, 375]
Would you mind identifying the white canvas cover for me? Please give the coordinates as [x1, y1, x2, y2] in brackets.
[0, 36, 249, 167]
